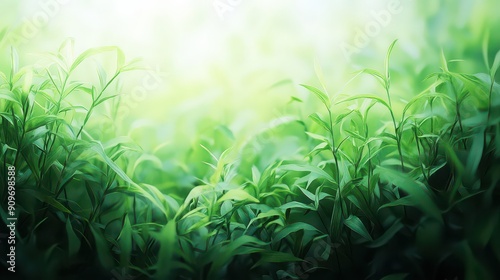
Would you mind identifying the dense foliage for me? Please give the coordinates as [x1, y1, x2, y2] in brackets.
[1, 38, 499, 280]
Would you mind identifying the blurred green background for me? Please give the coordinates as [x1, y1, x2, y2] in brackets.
[1, 0, 498, 140]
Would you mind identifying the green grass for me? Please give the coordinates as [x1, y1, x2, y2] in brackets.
[1, 38, 500, 280]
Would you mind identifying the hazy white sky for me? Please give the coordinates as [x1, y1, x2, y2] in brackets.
[1, 0, 494, 134]
[3, 0, 413, 68]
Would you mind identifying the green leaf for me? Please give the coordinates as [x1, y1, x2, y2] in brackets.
[377, 167, 443, 223]
[62, 81, 83, 98]
[301, 84, 330, 109]
[69, 46, 118, 73]
[309, 113, 331, 132]
[132, 153, 163, 174]
[385, 40, 397, 81]
[207, 236, 268, 279]
[153, 220, 177, 280]
[183, 185, 213, 205]
[490, 50, 500, 79]
[95, 94, 121, 107]
[25, 115, 63, 132]
[273, 222, 322, 243]
[339, 94, 391, 112]
[90, 141, 135, 186]
[118, 214, 132, 267]
[0, 89, 21, 105]
[289, 96, 303, 103]
[252, 251, 302, 269]
[22, 189, 71, 214]
[440, 49, 449, 73]
[360, 68, 385, 85]
[368, 219, 403, 248]
[402, 87, 454, 118]
[65, 218, 81, 256]
[344, 215, 373, 241]
[280, 164, 335, 183]
[314, 58, 327, 92]
[10, 47, 19, 76]
[464, 133, 484, 186]
[482, 31, 490, 70]
[116, 47, 126, 70]
[91, 141, 168, 217]
[330, 191, 344, 240]
[442, 142, 465, 175]
[379, 196, 418, 209]
[96, 63, 107, 90]
[280, 201, 316, 212]
[247, 209, 284, 229]
[90, 223, 114, 269]
[217, 189, 259, 204]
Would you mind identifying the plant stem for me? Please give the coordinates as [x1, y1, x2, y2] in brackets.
[385, 81, 405, 171]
